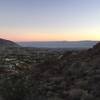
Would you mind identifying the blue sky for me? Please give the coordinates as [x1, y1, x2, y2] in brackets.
[0, 0, 100, 41]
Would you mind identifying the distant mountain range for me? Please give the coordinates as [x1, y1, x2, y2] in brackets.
[18, 41, 99, 48]
[0, 38, 99, 49]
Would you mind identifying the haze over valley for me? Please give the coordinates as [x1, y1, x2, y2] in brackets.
[18, 41, 98, 48]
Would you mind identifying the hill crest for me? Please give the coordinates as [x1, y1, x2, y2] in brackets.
[0, 38, 19, 47]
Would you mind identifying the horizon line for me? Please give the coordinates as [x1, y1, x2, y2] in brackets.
[0, 37, 100, 42]
[16, 40, 100, 42]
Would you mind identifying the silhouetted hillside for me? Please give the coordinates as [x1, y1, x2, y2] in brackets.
[0, 38, 19, 47]
[0, 38, 31, 55]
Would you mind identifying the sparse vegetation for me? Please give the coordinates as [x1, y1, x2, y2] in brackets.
[0, 39, 100, 100]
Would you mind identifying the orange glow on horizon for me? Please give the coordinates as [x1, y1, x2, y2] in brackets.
[0, 33, 100, 42]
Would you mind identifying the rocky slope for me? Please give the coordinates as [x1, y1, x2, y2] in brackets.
[0, 42, 100, 100]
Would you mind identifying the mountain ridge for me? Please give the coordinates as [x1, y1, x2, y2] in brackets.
[0, 38, 19, 47]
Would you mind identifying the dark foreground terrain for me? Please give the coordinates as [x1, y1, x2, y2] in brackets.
[0, 39, 100, 100]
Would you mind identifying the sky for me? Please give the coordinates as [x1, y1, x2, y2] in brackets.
[0, 0, 100, 41]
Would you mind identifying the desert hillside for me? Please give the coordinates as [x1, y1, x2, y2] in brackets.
[0, 42, 100, 100]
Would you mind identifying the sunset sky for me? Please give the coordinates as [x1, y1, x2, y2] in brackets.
[0, 0, 100, 41]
